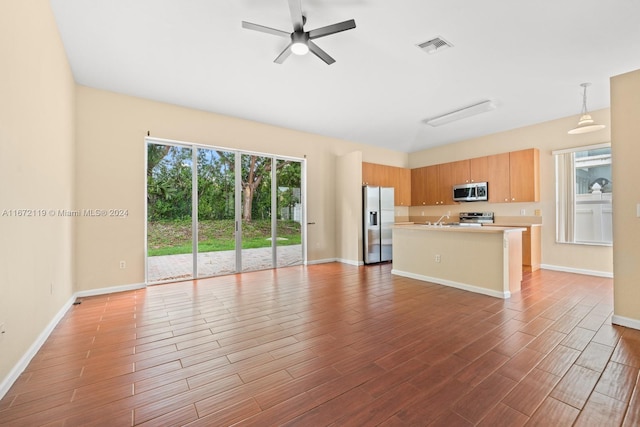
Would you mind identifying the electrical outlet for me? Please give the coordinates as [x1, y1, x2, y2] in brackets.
[421, 211, 425, 216]
[119, 261, 126, 269]
[535, 209, 541, 216]
[520, 209, 526, 216]
[435, 254, 441, 263]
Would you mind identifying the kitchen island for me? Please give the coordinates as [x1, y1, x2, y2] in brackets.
[392, 224, 525, 298]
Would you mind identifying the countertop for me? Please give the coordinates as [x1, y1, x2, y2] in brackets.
[491, 223, 542, 227]
[394, 224, 526, 233]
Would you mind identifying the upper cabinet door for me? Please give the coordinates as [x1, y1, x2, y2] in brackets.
[509, 148, 540, 202]
[487, 153, 511, 203]
[469, 156, 489, 183]
[450, 159, 471, 185]
[395, 167, 411, 206]
[425, 165, 441, 205]
[411, 166, 428, 206]
[362, 162, 380, 186]
[437, 163, 456, 205]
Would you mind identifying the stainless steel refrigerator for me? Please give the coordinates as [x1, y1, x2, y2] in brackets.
[363, 186, 394, 264]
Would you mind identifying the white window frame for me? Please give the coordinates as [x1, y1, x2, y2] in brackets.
[553, 142, 612, 246]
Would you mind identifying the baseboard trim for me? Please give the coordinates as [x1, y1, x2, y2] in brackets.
[74, 282, 146, 298]
[0, 294, 76, 399]
[540, 264, 613, 278]
[305, 258, 338, 266]
[0, 281, 147, 400]
[337, 258, 363, 266]
[612, 315, 640, 331]
[391, 269, 510, 299]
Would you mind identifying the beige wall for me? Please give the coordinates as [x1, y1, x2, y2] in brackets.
[74, 87, 407, 290]
[407, 109, 613, 276]
[611, 69, 640, 327]
[0, 1, 76, 390]
[336, 151, 363, 264]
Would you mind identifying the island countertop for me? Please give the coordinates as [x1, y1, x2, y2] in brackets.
[394, 224, 526, 233]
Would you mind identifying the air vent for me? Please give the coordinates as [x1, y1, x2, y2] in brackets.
[417, 36, 453, 54]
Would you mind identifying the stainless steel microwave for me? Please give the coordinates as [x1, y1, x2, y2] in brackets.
[453, 182, 488, 202]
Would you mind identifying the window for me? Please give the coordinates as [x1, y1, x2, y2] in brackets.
[554, 143, 612, 245]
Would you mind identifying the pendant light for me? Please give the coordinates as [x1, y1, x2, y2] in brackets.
[568, 82, 606, 134]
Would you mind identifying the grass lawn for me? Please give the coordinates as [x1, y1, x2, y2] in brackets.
[147, 219, 301, 256]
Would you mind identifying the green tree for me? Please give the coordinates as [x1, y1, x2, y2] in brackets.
[147, 145, 192, 220]
[216, 153, 290, 221]
[277, 161, 301, 220]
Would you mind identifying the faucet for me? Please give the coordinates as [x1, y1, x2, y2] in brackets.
[434, 211, 451, 226]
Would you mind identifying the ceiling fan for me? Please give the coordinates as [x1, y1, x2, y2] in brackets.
[241, 0, 356, 65]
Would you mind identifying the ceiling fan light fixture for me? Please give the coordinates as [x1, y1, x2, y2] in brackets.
[291, 32, 309, 55]
[242, 0, 355, 65]
[568, 83, 606, 134]
[291, 42, 309, 55]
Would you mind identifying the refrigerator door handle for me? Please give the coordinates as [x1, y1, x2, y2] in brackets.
[369, 211, 378, 226]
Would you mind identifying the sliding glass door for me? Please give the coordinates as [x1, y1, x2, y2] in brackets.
[196, 148, 237, 277]
[146, 144, 194, 282]
[146, 139, 304, 284]
[241, 154, 274, 272]
[276, 159, 303, 268]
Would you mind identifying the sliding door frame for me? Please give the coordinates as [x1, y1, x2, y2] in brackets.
[145, 136, 307, 284]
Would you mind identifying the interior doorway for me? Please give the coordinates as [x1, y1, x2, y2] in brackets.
[145, 138, 305, 284]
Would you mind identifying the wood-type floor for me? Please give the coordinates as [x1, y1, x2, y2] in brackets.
[1, 263, 639, 426]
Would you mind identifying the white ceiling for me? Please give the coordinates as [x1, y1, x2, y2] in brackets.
[49, 0, 640, 153]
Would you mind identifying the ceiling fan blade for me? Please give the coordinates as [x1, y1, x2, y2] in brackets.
[287, 0, 305, 31]
[308, 40, 335, 65]
[242, 21, 290, 38]
[274, 43, 293, 64]
[308, 19, 356, 40]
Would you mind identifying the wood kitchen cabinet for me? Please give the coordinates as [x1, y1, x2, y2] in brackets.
[509, 148, 540, 202]
[408, 148, 539, 206]
[363, 162, 411, 206]
[445, 158, 489, 184]
[411, 165, 442, 206]
[411, 166, 428, 205]
[412, 162, 463, 206]
[486, 149, 540, 203]
[425, 165, 441, 205]
[449, 160, 471, 186]
[394, 167, 411, 206]
[469, 156, 490, 183]
[437, 162, 456, 205]
[522, 225, 541, 272]
[487, 152, 511, 203]
[362, 162, 384, 186]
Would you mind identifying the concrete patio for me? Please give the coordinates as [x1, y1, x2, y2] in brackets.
[147, 244, 303, 283]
